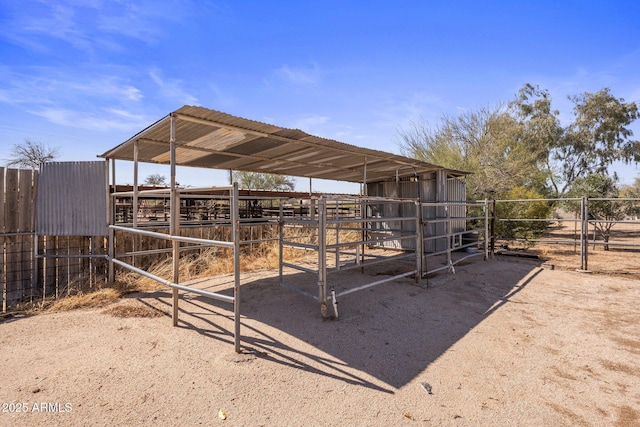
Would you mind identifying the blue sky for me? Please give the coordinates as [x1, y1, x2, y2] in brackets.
[1, 0, 640, 192]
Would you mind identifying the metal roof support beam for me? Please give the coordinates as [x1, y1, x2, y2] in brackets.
[363, 156, 367, 196]
[135, 138, 361, 180]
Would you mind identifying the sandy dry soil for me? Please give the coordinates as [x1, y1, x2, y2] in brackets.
[1, 256, 639, 426]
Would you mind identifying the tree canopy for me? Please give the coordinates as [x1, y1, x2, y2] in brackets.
[144, 174, 167, 186]
[513, 85, 640, 195]
[565, 173, 625, 250]
[231, 171, 295, 191]
[399, 84, 639, 198]
[398, 103, 547, 198]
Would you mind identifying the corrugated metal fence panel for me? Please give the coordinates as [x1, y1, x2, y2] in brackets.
[447, 177, 467, 233]
[36, 161, 108, 236]
[446, 177, 466, 202]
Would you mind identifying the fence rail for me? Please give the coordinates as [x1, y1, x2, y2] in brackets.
[493, 197, 640, 273]
[2, 164, 639, 312]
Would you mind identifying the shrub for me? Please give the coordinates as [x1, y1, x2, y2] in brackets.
[495, 187, 553, 241]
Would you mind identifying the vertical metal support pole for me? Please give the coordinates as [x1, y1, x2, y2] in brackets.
[415, 200, 422, 282]
[107, 158, 115, 285]
[133, 141, 139, 228]
[108, 228, 115, 284]
[33, 234, 39, 301]
[132, 142, 139, 269]
[335, 201, 340, 270]
[580, 196, 589, 271]
[278, 203, 284, 286]
[579, 197, 585, 270]
[490, 199, 496, 257]
[446, 205, 453, 271]
[170, 113, 180, 326]
[228, 169, 233, 185]
[360, 198, 367, 271]
[318, 197, 327, 315]
[363, 157, 367, 196]
[361, 157, 367, 270]
[231, 182, 241, 353]
[106, 158, 111, 228]
[309, 177, 312, 196]
[483, 199, 489, 260]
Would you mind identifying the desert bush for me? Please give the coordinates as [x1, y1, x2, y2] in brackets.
[495, 186, 553, 241]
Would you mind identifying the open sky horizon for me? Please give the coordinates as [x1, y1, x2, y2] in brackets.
[1, 0, 640, 193]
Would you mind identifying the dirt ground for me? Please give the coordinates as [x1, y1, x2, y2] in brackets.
[1, 256, 639, 426]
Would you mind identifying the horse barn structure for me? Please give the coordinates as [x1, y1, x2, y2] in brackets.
[36, 106, 489, 352]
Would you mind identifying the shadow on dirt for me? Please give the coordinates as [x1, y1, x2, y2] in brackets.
[132, 256, 543, 391]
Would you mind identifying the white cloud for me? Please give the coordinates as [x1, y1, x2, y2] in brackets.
[293, 114, 329, 129]
[373, 91, 444, 131]
[32, 107, 147, 131]
[271, 63, 323, 86]
[149, 68, 199, 105]
[286, 114, 369, 144]
[0, 67, 144, 106]
[0, 65, 149, 131]
[96, 2, 164, 44]
[0, 0, 190, 54]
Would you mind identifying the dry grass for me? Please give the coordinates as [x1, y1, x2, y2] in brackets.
[103, 303, 166, 318]
[45, 288, 122, 312]
[8, 225, 370, 316]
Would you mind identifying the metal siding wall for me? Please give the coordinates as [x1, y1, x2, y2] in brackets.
[366, 173, 443, 252]
[447, 177, 467, 233]
[447, 177, 466, 202]
[36, 161, 108, 236]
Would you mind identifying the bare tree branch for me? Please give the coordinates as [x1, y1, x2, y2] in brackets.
[5, 139, 59, 169]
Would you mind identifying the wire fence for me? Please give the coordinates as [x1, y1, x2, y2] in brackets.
[493, 197, 640, 274]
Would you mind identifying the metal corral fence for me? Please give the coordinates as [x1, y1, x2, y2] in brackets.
[279, 196, 421, 318]
[108, 183, 288, 352]
[421, 200, 489, 276]
[493, 197, 640, 274]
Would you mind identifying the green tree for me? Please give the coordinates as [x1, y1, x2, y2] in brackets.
[231, 171, 295, 191]
[566, 174, 624, 250]
[398, 104, 547, 199]
[144, 174, 167, 186]
[5, 139, 58, 169]
[509, 84, 563, 194]
[620, 176, 640, 219]
[514, 85, 639, 196]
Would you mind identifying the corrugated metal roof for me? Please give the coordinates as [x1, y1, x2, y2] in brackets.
[99, 105, 467, 183]
[36, 161, 107, 236]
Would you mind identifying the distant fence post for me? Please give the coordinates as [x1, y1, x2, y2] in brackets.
[0, 167, 4, 312]
[484, 199, 490, 260]
[580, 196, 589, 271]
[489, 199, 496, 257]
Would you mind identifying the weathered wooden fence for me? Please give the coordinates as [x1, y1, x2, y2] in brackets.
[0, 168, 109, 311]
[1, 167, 36, 311]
